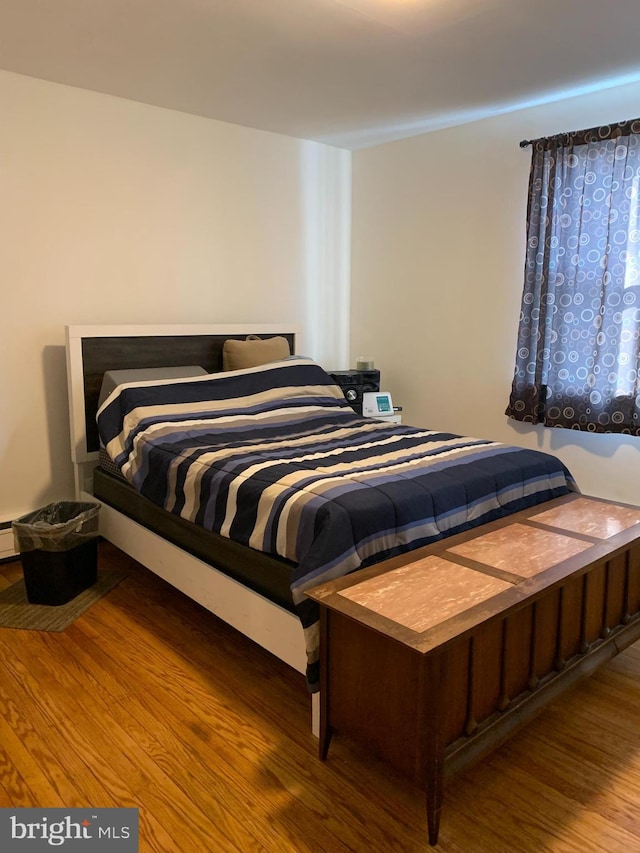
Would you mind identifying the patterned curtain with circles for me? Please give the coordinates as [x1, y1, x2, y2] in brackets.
[506, 118, 640, 435]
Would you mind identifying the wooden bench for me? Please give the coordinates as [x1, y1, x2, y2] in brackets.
[307, 493, 640, 845]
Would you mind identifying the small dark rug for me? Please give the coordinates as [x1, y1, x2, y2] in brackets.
[0, 569, 129, 631]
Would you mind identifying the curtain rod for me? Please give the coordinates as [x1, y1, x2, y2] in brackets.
[519, 117, 640, 151]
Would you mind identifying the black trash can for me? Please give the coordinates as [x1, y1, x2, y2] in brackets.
[12, 502, 100, 605]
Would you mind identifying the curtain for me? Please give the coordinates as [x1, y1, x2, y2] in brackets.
[506, 118, 640, 435]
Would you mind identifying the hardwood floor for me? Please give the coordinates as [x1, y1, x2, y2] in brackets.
[0, 541, 639, 852]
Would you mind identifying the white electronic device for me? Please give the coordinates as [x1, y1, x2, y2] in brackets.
[363, 391, 394, 418]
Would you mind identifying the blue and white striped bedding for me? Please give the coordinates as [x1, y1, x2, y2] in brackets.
[97, 357, 577, 688]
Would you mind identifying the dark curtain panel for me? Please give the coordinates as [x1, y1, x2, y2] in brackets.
[506, 118, 640, 435]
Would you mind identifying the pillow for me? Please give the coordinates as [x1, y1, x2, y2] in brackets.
[222, 335, 291, 371]
[97, 365, 208, 408]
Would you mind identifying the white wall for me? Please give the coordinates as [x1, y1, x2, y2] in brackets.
[0, 70, 350, 522]
[351, 81, 640, 505]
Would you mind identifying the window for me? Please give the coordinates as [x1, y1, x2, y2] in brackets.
[506, 118, 640, 435]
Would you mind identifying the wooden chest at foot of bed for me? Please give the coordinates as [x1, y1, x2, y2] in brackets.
[308, 493, 640, 845]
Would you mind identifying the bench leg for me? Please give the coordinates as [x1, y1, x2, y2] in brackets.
[421, 651, 446, 846]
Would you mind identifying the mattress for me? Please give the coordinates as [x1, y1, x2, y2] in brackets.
[93, 465, 297, 613]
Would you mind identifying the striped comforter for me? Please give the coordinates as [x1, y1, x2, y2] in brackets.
[97, 358, 577, 688]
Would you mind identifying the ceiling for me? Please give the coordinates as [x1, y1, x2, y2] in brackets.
[1, 0, 640, 149]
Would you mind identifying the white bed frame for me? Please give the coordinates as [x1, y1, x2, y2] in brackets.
[65, 324, 319, 734]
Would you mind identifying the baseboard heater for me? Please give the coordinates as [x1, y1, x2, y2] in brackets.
[0, 522, 17, 562]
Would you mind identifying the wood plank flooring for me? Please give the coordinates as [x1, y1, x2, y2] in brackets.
[0, 541, 639, 852]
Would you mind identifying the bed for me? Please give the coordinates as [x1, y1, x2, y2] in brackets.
[65, 324, 639, 749]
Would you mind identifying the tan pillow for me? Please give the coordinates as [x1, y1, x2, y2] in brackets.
[222, 335, 291, 371]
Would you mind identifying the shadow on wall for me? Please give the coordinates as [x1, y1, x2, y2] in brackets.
[506, 416, 635, 459]
[42, 344, 75, 503]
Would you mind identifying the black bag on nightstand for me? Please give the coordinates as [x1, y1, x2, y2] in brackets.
[328, 369, 380, 415]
